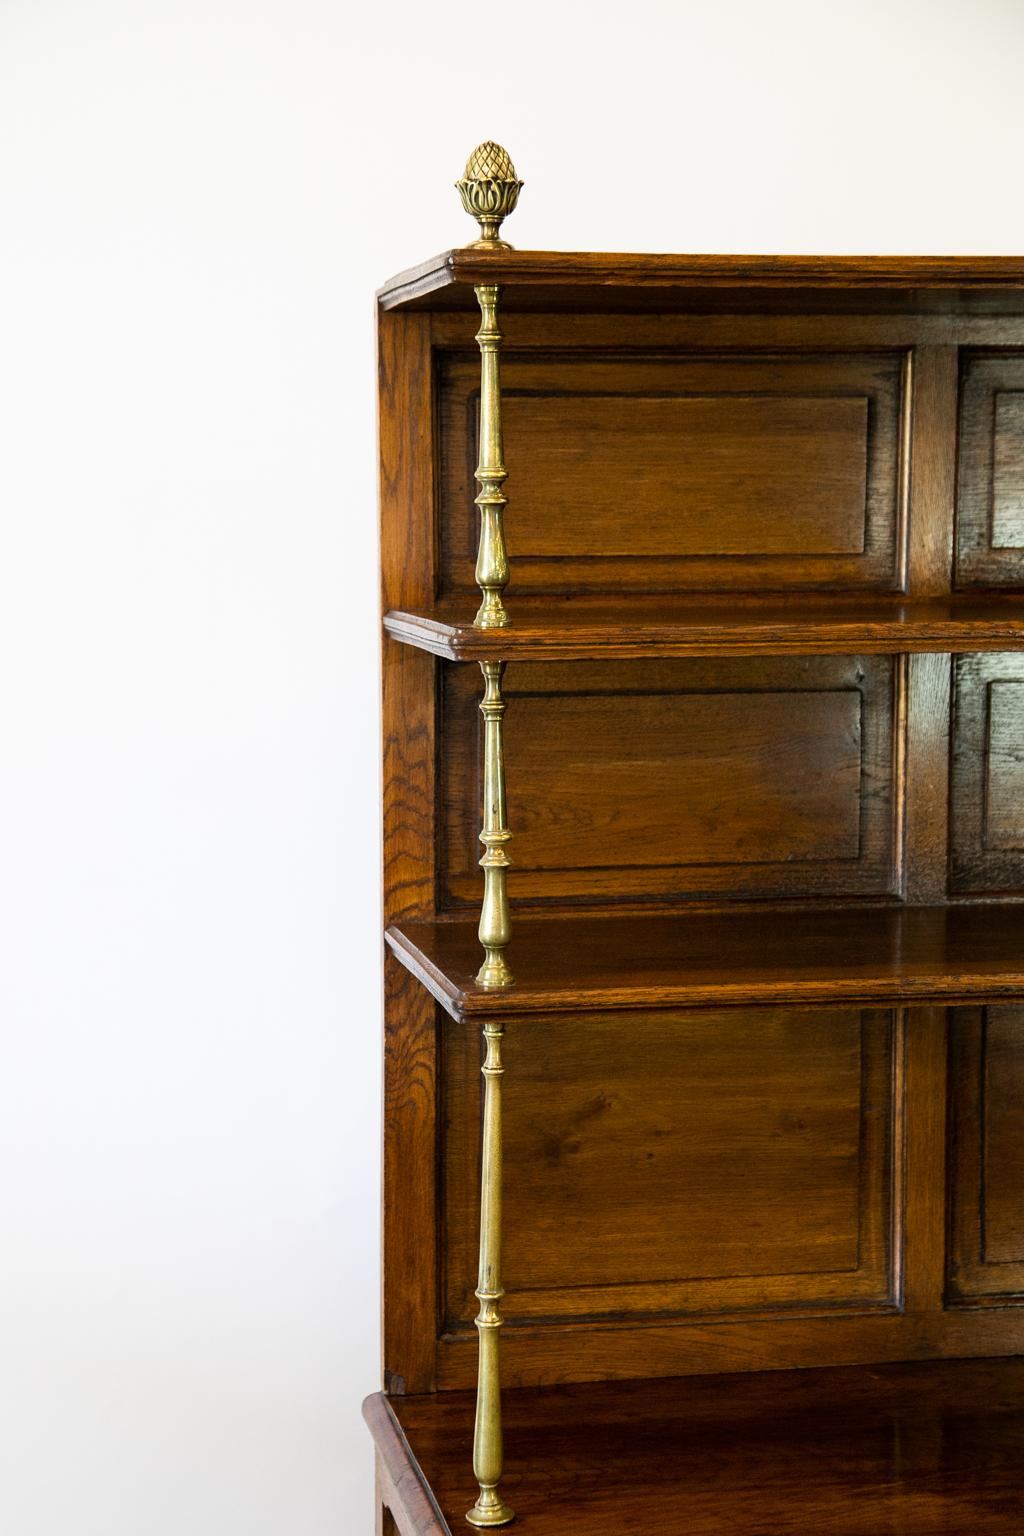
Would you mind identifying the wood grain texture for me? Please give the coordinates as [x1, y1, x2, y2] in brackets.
[902, 652, 953, 903]
[443, 1006, 895, 1329]
[374, 253, 1024, 1524]
[951, 652, 1024, 893]
[385, 593, 1024, 661]
[439, 351, 903, 594]
[440, 654, 895, 907]
[900, 1007, 948, 1311]
[957, 352, 1024, 585]
[435, 1305, 1024, 1391]
[379, 309, 441, 1393]
[386, 905, 1024, 1020]
[949, 1005, 1024, 1303]
[905, 347, 958, 596]
[382, 1360, 1024, 1534]
[364, 1394, 449, 1536]
[379, 248, 1024, 313]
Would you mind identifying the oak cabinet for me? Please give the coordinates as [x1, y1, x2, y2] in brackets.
[366, 145, 1024, 1534]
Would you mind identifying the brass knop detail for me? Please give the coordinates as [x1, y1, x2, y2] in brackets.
[456, 141, 523, 250]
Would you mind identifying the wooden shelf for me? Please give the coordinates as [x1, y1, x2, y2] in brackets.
[366, 1358, 1024, 1534]
[385, 904, 1024, 1019]
[384, 593, 1024, 661]
[377, 248, 1024, 314]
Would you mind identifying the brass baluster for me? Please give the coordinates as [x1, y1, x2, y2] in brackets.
[466, 1016, 513, 1528]
[457, 143, 521, 1527]
[471, 284, 511, 630]
[476, 660, 513, 989]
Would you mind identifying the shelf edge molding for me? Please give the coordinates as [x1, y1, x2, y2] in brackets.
[383, 601, 1024, 661]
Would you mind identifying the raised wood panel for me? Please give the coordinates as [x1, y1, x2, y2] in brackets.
[951, 653, 1024, 892]
[948, 1006, 1024, 1304]
[957, 353, 1024, 584]
[438, 351, 906, 594]
[442, 1006, 896, 1330]
[440, 655, 898, 907]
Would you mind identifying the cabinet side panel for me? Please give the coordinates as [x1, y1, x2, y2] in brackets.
[379, 309, 440, 1392]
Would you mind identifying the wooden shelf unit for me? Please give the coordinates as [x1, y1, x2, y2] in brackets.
[370, 144, 1024, 1534]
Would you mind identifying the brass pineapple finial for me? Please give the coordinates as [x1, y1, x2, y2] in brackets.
[456, 142, 523, 250]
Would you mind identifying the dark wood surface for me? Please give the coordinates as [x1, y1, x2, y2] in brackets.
[441, 654, 895, 908]
[437, 349, 902, 596]
[378, 248, 1024, 313]
[386, 904, 1024, 1019]
[442, 1005, 895, 1330]
[375, 254, 1024, 1490]
[378, 308, 442, 1393]
[951, 651, 1024, 895]
[371, 1358, 1024, 1534]
[385, 593, 1024, 660]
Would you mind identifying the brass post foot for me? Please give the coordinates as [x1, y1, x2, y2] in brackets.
[466, 1487, 515, 1527]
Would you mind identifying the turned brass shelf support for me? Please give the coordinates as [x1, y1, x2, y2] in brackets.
[467, 1016, 512, 1528]
[476, 660, 513, 991]
[457, 142, 521, 1529]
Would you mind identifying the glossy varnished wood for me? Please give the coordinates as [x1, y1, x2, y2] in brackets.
[378, 248, 1024, 314]
[438, 349, 903, 596]
[370, 1358, 1024, 1533]
[374, 247, 1024, 1521]
[378, 307, 442, 1393]
[440, 654, 896, 907]
[385, 593, 1024, 660]
[386, 905, 1024, 1019]
[442, 1005, 896, 1330]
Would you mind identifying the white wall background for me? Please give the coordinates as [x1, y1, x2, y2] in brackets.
[2, 1, 1024, 1531]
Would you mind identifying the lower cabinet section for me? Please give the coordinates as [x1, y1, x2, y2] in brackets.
[370, 1359, 1024, 1536]
[434, 1002, 1024, 1388]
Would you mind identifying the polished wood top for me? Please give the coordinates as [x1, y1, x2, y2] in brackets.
[370, 1357, 1024, 1534]
[384, 593, 1024, 661]
[379, 249, 1024, 313]
[386, 904, 1024, 1019]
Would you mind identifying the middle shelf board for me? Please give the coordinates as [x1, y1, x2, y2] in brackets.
[384, 594, 1024, 661]
[386, 904, 1024, 1020]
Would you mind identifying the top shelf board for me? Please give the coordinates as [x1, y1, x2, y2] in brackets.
[384, 594, 1024, 662]
[378, 249, 1024, 315]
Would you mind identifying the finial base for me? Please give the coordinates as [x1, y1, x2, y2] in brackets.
[466, 1488, 515, 1527]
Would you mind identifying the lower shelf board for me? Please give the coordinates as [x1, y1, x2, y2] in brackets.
[386, 904, 1024, 1020]
[366, 1358, 1024, 1534]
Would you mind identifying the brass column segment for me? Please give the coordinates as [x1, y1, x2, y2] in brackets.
[476, 660, 513, 990]
[471, 284, 511, 631]
[466, 1017, 513, 1528]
